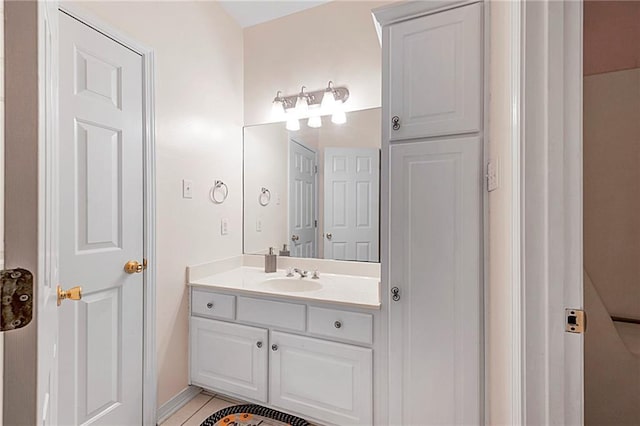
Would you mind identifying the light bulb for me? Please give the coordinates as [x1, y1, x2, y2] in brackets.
[321, 90, 336, 114]
[286, 114, 300, 131]
[271, 100, 285, 121]
[296, 95, 308, 116]
[331, 100, 347, 125]
[307, 115, 322, 128]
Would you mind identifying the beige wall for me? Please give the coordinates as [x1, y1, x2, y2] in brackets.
[68, 1, 244, 406]
[243, 1, 388, 126]
[584, 68, 640, 319]
[487, 2, 515, 424]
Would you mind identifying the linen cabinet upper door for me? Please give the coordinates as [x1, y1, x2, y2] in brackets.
[388, 3, 482, 141]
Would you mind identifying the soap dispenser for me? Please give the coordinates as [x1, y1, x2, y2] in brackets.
[265, 247, 277, 273]
[279, 244, 290, 257]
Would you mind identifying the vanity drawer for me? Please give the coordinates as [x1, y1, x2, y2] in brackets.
[192, 289, 235, 320]
[308, 306, 373, 345]
[236, 297, 305, 331]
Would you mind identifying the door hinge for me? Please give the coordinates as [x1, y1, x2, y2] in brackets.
[314, 165, 318, 174]
[565, 308, 586, 333]
[487, 159, 499, 192]
[314, 220, 318, 228]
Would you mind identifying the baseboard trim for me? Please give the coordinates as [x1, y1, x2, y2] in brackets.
[156, 385, 202, 425]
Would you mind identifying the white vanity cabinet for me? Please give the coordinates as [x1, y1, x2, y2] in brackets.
[190, 317, 268, 402]
[189, 287, 377, 425]
[376, 1, 485, 425]
[269, 331, 373, 426]
[386, 2, 482, 141]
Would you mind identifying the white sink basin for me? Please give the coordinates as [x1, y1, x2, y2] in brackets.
[263, 278, 323, 292]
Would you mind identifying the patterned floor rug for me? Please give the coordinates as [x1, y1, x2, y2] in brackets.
[200, 404, 311, 426]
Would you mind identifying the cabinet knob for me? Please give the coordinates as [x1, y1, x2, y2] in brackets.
[206, 302, 214, 309]
[334, 321, 342, 329]
[392, 116, 401, 130]
[271, 344, 278, 351]
[256, 341, 263, 348]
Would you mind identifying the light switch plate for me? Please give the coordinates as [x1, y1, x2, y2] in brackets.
[182, 179, 193, 199]
[221, 218, 229, 235]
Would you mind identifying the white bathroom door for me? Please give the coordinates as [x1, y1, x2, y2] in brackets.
[57, 11, 144, 425]
[289, 139, 317, 258]
[324, 148, 380, 262]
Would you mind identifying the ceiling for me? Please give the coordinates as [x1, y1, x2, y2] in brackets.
[219, 0, 333, 28]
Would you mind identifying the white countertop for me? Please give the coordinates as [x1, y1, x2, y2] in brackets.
[188, 266, 381, 309]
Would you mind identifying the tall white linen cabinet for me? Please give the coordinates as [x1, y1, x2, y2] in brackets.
[374, 2, 485, 425]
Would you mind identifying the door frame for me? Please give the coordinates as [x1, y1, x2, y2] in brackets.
[3, 3, 157, 424]
[58, 4, 159, 424]
[517, 1, 584, 424]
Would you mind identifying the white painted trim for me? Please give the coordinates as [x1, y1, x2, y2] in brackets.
[509, 1, 524, 424]
[57, 4, 158, 425]
[372, 0, 479, 26]
[156, 386, 202, 425]
[520, 1, 583, 424]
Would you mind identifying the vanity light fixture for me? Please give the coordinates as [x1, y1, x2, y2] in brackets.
[285, 111, 300, 131]
[321, 81, 337, 113]
[307, 115, 322, 128]
[296, 86, 310, 116]
[271, 91, 286, 121]
[270, 81, 349, 129]
[331, 99, 347, 125]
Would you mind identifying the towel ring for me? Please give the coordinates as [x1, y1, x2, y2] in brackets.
[258, 187, 271, 206]
[210, 180, 228, 204]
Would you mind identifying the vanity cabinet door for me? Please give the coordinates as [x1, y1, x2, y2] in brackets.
[389, 137, 482, 425]
[190, 317, 268, 402]
[269, 331, 372, 425]
[387, 2, 481, 141]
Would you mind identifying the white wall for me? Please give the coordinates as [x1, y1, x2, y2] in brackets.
[243, 123, 290, 254]
[243, 1, 389, 126]
[66, 1, 244, 406]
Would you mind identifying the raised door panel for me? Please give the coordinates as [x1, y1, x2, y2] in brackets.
[190, 318, 268, 402]
[269, 331, 373, 425]
[388, 3, 481, 140]
[389, 137, 482, 425]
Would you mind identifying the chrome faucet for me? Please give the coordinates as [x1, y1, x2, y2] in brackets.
[293, 268, 309, 278]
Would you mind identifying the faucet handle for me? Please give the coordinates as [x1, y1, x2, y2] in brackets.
[286, 267, 294, 277]
[312, 270, 320, 279]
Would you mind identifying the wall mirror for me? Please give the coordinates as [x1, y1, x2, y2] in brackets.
[243, 108, 380, 262]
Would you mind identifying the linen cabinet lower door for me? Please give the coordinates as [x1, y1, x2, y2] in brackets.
[269, 331, 373, 425]
[190, 317, 268, 402]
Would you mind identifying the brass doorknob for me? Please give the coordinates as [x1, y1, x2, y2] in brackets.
[124, 260, 145, 274]
[57, 285, 82, 306]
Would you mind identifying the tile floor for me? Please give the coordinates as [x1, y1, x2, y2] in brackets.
[160, 391, 239, 426]
[160, 391, 320, 426]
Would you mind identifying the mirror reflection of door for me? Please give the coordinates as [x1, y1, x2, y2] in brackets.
[289, 139, 317, 258]
[324, 148, 380, 262]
